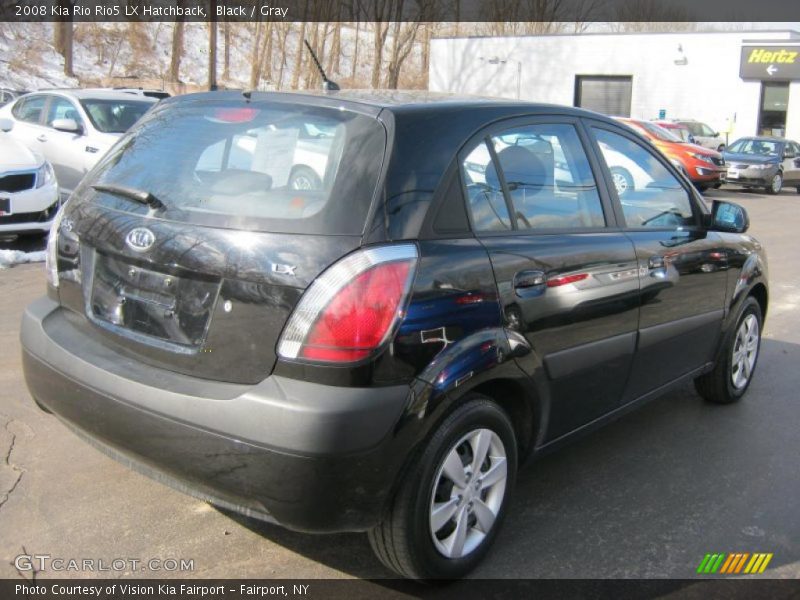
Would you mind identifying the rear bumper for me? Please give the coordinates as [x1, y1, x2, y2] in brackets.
[21, 296, 414, 532]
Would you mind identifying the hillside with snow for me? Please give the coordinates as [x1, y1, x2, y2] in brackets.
[0, 22, 425, 93]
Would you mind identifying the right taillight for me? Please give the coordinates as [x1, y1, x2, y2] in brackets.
[278, 244, 418, 363]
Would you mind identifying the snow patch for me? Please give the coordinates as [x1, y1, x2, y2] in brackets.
[0, 249, 46, 269]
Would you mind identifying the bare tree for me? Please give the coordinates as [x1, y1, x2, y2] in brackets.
[169, 19, 185, 82]
[223, 21, 231, 81]
[53, 1, 74, 77]
[291, 21, 307, 89]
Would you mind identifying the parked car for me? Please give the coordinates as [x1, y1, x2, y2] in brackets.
[108, 87, 171, 100]
[722, 136, 800, 195]
[0, 89, 157, 198]
[673, 119, 726, 151]
[0, 88, 25, 107]
[21, 91, 768, 580]
[616, 117, 726, 191]
[0, 120, 59, 235]
[652, 120, 694, 143]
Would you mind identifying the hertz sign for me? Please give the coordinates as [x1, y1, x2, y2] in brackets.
[740, 45, 800, 80]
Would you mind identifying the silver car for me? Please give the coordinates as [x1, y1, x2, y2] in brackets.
[674, 119, 726, 152]
[0, 89, 156, 198]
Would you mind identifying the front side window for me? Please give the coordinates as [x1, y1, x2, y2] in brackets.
[594, 128, 695, 228]
[46, 96, 82, 128]
[12, 95, 46, 124]
[700, 122, 716, 137]
[727, 138, 781, 157]
[79, 99, 153, 133]
[635, 120, 683, 143]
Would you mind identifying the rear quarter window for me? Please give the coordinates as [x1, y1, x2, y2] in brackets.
[83, 100, 387, 235]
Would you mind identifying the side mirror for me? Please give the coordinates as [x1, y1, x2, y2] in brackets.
[712, 132, 719, 138]
[0, 117, 13, 132]
[709, 200, 749, 233]
[52, 118, 81, 133]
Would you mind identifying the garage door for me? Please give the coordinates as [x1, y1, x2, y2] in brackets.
[575, 76, 632, 117]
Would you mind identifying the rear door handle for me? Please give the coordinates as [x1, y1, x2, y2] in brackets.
[514, 269, 546, 289]
[648, 256, 665, 270]
[513, 270, 546, 297]
[36, 134, 47, 142]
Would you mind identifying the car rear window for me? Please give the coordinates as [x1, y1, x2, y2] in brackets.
[83, 99, 387, 235]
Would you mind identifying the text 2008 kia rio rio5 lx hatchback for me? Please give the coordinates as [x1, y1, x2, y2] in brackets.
[21, 91, 768, 579]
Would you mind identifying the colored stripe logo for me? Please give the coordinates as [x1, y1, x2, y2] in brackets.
[697, 553, 773, 574]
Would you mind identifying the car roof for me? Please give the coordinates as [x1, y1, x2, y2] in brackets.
[733, 136, 790, 143]
[23, 89, 158, 103]
[163, 89, 620, 122]
[653, 120, 686, 128]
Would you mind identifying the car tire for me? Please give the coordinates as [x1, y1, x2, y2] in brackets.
[368, 395, 517, 579]
[765, 172, 782, 195]
[796, 186, 800, 194]
[717, 145, 725, 152]
[695, 183, 709, 192]
[288, 166, 322, 191]
[610, 167, 634, 197]
[694, 296, 762, 405]
[713, 183, 722, 189]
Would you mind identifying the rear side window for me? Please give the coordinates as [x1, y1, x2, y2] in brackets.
[461, 122, 606, 231]
[462, 141, 511, 231]
[593, 128, 695, 228]
[490, 124, 605, 229]
[12, 95, 46, 124]
[85, 100, 386, 235]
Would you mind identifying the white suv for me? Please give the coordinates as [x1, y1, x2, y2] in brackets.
[0, 89, 156, 198]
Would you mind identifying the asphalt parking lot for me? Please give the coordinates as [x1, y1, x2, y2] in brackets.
[0, 185, 798, 581]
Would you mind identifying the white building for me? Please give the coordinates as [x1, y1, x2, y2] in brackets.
[429, 29, 800, 144]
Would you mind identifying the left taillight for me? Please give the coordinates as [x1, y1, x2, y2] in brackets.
[278, 244, 418, 363]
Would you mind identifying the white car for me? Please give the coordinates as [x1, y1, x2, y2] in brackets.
[0, 121, 59, 235]
[0, 89, 156, 198]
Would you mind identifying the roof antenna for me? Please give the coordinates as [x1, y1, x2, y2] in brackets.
[304, 39, 340, 91]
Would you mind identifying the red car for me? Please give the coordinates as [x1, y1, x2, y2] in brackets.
[616, 118, 727, 191]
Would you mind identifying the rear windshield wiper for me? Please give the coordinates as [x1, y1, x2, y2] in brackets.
[92, 183, 165, 210]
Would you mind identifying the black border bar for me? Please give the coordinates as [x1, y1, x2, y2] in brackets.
[3, 0, 800, 23]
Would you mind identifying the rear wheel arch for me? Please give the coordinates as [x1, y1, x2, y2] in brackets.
[469, 378, 537, 462]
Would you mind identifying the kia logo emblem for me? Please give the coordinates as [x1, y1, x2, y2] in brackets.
[125, 227, 155, 252]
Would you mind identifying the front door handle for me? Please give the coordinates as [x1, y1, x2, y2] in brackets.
[36, 134, 47, 142]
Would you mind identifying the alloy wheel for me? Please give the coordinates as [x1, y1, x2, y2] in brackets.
[429, 428, 508, 559]
[771, 173, 783, 194]
[731, 313, 759, 390]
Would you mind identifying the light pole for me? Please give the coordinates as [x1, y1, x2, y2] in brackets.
[480, 56, 522, 99]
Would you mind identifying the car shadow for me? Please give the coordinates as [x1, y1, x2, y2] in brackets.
[219, 337, 800, 582]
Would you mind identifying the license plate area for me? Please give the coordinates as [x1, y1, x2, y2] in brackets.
[727, 168, 739, 179]
[0, 197, 11, 215]
[89, 251, 220, 348]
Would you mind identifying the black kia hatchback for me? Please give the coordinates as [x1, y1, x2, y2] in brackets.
[21, 91, 768, 579]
